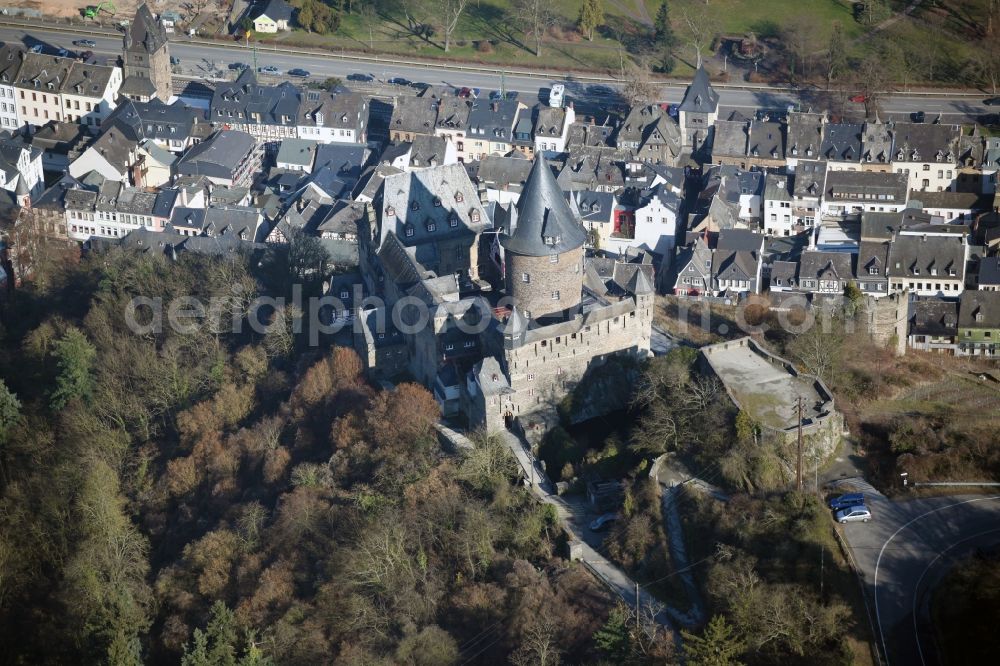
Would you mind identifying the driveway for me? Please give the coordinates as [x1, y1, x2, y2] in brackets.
[839, 492, 1000, 666]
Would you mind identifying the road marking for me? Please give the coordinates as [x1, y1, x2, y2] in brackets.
[873, 496, 1000, 666]
[910, 526, 1000, 666]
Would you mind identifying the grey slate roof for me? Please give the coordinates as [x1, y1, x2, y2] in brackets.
[475, 154, 533, 191]
[892, 121, 960, 163]
[127, 3, 168, 54]
[255, 0, 294, 21]
[390, 96, 439, 134]
[175, 130, 255, 179]
[276, 138, 317, 168]
[887, 233, 965, 278]
[87, 125, 136, 172]
[678, 65, 719, 114]
[786, 112, 825, 158]
[798, 250, 854, 282]
[911, 300, 958, 336]
[712, 120, 748, 158]
[534, 107, 567, 138]
[62, 61, 116, 98]
[435, 97, 472, 132]
[409, 134, 449, 167]
[297, 89, 366, 132]
[0, 43, 24, 85]
[825, 170, 908, 203]
[764, 173, 792, 201]
[106, 98, 204, 144]
[821, 123, 863, 161]
[748, 120, 784, 159]
[978, 256, 1000, 287]
[467, 99, 521, 142]
[314, 142, 369, 180]
[860, 211, 899, 240]
[15, 53, 74, 92]
[792, 160, 826, 198]
[959, 290, 1000, 328]
[211, 69, 301, 128]
[862, 121, 894, 164]
[500, 157, 588, 257]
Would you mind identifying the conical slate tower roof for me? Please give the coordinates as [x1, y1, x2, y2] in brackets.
[127, 4, 167, 53]
[627, 268, 654, 295]
[500, 157, 587, 257]
[679, 65, 719, 114]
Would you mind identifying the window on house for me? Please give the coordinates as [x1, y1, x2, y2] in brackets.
[522, 273, 530, 283]
[549, 254, 558, 263]
[551, 291, 560, 300]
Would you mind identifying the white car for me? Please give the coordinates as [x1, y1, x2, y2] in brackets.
[835, 505, 872, 524]
[589, 513, 618, 531]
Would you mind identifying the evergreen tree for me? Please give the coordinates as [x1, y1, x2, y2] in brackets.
[577, 0, 604, 41]
[49, 327, 96, 410]
[593, 604, 633, 661]
[653, 2, 676, 73]
[681, 615, 745, 666]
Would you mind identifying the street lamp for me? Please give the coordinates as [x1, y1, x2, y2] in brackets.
[900, 472, 908, 488]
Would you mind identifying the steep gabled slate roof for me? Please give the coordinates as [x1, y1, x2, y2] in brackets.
[911, 300, 958, 336]
[678, 65, 719, 114]
[500, 157, 588, 256]
[958, 290, 1000, 329]
[126, 3, 168, 53]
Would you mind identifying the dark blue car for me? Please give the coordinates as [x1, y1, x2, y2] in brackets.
[828, 493, 865, 510]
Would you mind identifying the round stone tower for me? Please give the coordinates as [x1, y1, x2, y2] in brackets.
[501, 158, 588, 320]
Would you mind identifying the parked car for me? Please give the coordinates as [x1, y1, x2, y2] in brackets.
[912, 110, 926, 122]
[979, 113, 1000, 126]
[828, 493, 865, 510]
[29, 45, 43, 54]
[457, 86, 472, 98]
[388, 77, 411, 86]
[347, 73, 374, 82]
[78, 50, 93, 62]
[258, 66, 281, 75]
[504, 91, 518, 101]
[667, 103, 679, 118]
[410, 81, 430, 90]
[849, 94, 868, 103]
[73, 39, 97, 48]
[471, 87, 481, 98]
[229, 62, 248, 71]
[170, 56, 181, 65]
[835, 505, 872, 524]
[489, 90, 503, 100]
[589, 513, 618, 531]
[985, 97, 1000, 106]
[288, 68, 310, 77]
[588, 84, 615, 97]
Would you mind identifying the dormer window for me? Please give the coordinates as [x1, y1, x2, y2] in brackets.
[433, 196, 441, 207]
[410, 200, 420, 211]
[426, 222, 436, 232]
[386, 206, 395, 216]
[454, 191, 464, 202]
[976, 310, 984, 322]
[404, 224, 414, 237]
[449, 214, 459, 227]
[470, 210, 480, 223]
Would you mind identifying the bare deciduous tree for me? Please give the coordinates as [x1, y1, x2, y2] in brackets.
[441, 0, 470, 53]
[512, 0, 556, 57]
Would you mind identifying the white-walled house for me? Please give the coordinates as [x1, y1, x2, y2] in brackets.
[296, 89, 367, 144]
[69, 125, 137, 182]
[632, 185, 681, 256]
[533, 105, 575, 157]
[763, 173, 795, 237]
[13, 54, 121, 129]
[252, 0, 292, 33]
[0, 44, 24, 131]
[820, 170, 909, 217]
[0, 134, 44, 199]
[890, 122, 961, 193]
[59, 62, 122, 128]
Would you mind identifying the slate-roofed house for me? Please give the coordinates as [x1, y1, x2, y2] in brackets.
[711, 228, 764, 296]
[977, 256, 1000, 291]
[574, 189, 619, 249]
[887, 226, 968, 298]
[890, 121, 961, 193]
[296, 88, 367, 144]
[121, 3, 171, 102]
[390, 96, 439, 142]
[746, 119, 785, 169]
[466, 99, 523, 160]
[60, 61, 122, 128]
[912, 190, 990, 224]
[785, 111, 825, 167]
[909, 300, 959, 353]
[69, 124, 137, 182]
[533, 105, 575, 156]
[861, 120, 894, 169]
[375, 163, 489, 285]
[210, 69, 301, 150]
[276, 137, 317, 173]
[511, 110, 536, 158]
[795, 250, 854, 295]
[857, 213, 892, 297]
[821, 122, 863, 168]
[170, 205, 263, 240]
[678, 65, 719, 151]
[556, 149, 625, 193]
[434, 97, 472, 161]
[631, 184, 682, 256]
[614, 104, 681, 166]
[0, 43, 25, 130]
[821, 170, 909, 216]
[253, 0, 293, 32]
[711, 120, 749, 167]
[474, 154, 533, 203]
[408, 134, 458, 170]
[763, 172, 796, 236]
[14, 54, 75, 127]
[174, 129, 262, 187]
[957, 290, 1000, 356]
[0, 132, 44, 199]
[791, 159, 826, 226]
[104, 98, 204, 153]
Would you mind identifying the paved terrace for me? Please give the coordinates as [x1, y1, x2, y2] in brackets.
[702, 338, 827, 430]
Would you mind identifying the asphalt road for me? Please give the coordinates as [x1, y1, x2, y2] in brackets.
[839, 491, 1000, 666]
[2, 23, 996, 123]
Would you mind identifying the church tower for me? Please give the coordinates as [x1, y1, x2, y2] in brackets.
[120, 3, 171, 102]
[500, 158, 588, 321]
[678, 65, 720, 151]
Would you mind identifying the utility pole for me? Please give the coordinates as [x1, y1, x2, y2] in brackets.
[796, 396, 804, 492]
